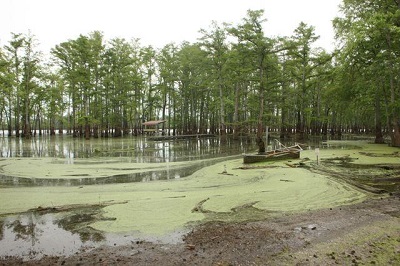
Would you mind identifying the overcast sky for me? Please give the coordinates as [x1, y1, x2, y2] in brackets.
[1, 0, 342, 52]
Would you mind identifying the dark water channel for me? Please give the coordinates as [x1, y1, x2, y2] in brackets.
[0, 135, 252, 186]
[0, 134, 362, 186]
[0, 135, 249, 161]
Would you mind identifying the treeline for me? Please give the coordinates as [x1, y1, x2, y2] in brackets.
[1, 3, 400, 146]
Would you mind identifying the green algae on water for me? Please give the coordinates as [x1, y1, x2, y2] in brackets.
[0, 157, 367, 236]
[2, 140, 398, 237]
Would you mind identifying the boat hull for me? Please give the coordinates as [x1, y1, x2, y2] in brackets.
[243, 150, 300, 164]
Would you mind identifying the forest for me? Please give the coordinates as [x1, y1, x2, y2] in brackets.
[1, 0, 400, 147]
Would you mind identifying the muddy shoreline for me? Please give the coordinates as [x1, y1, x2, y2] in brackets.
[1, 195, 399, 265]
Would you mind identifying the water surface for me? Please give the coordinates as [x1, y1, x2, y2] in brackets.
[1, 135, 387, 260]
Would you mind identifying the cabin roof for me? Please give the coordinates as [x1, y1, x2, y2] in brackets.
[142, 120, 166, 126]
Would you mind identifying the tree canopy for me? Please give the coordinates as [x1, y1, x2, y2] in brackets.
[1, 7, 400, 146]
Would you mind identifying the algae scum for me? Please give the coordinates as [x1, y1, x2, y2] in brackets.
[0, 136, 399, 260]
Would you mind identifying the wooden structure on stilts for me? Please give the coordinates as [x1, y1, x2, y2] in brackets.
[142, 120, 166, 135]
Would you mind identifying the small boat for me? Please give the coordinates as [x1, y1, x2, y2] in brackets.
[243, 141, 303, 164]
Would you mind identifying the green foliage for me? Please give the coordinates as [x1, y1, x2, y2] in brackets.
[334, 0, 400, 143]
[2, 5, 395, 138]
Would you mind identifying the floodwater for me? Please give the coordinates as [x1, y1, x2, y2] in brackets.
[0, 134, 248, 161]
[0, 134, 394, 260]
[0, 135, 250, 259]
[0, 135, 249, 186]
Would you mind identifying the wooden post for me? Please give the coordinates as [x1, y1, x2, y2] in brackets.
[315, 148, 320, 165]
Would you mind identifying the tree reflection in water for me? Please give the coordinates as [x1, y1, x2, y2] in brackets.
[9, 213, 40, 241]
[57, 210, 106, 242]
[0, 207, 109, 259]
[0, 135, 249, 162]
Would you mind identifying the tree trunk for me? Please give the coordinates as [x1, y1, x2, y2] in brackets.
[162, 85, 167, 136]
[374, 86, 384, 144]
[385, 32, 400, 147]
[59, 119, 63, 135]
[15, 95, 20, 138]
[322, 108, 330, 136]
[256, 137, 265, 153]
[219, 83, 226, 136]
[233, 83, 240, 140]
[296, 110, 303, 137]
[391, 121, 400, 147]
[114, 126, 122, 137]
[93, 125, 99, 138]
[23, 98, 31, 139]
[85, 118, 90, 140]
[257, 68, 265, 138]
[7, 113, 12, 137]
[38, 114, 42, 136]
